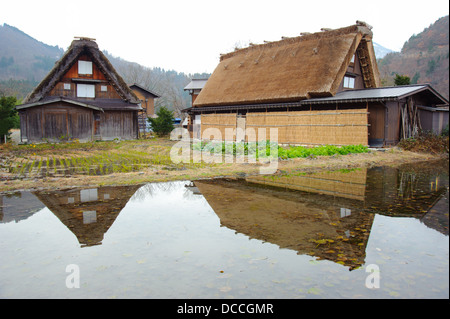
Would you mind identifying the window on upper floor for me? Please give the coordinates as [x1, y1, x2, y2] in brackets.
[343, 76, 355, 89]
[78, 60, 93, 75]
[77, 84, 95, 98]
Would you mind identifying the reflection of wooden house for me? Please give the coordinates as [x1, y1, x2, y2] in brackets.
[186, 22, 449, 147]
[17, 38, 142, 143]
[34, 185, 140, 247]
[194, 162, 448, 268]
[247, 169, 367, 201]
[195, 178, 374, 270]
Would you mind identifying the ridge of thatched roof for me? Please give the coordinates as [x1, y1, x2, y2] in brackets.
[24, 39, 140, 104]
[194, 22, 380, 107]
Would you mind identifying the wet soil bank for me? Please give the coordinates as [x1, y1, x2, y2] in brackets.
[0, 148, 447, 194]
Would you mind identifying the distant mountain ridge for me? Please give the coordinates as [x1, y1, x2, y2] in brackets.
[377, 15, 449, 99]
[0, 23, 205, 113]
[0, 23, 63, 82]
[1, 18, 448, 103]
[373, 42, 395, 59]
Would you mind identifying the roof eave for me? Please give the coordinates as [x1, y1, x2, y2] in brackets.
[16, 98, 104, 112]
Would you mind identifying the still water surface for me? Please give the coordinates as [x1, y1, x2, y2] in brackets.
[0, 160, 448, 298]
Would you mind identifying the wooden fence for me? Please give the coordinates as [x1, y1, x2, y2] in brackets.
[246, 168, 368, 201]
[200, 109, 369, 145]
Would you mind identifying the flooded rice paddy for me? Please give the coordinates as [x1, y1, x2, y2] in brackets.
[0, 160, 448, 298]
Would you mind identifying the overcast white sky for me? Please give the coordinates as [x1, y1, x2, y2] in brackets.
[1, 0, 449, 74]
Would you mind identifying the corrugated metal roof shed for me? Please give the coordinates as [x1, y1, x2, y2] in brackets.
[184, 78, 209, 91]
[184, 84, 449, 113]
[305, 84, 448, 105]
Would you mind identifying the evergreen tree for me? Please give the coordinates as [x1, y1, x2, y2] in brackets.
[148, 106, 174, 137]
[394, 74, 411, 86]
[0, 95, 18, 143]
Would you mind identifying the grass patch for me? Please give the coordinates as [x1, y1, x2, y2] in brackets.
[278, 144, 369, 159]
[193, 141, 369, 159]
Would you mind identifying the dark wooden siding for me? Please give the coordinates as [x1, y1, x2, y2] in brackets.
[27, 109, 43, 141]
[68, 111, 93, 141]
[385, 102, 401, 145]
[419, 109, 449, 135]
[21, 103, 93, 142]
[48, 53, 122, 100]
[99, 111, 137, 140]
[62, 54, 106, 81]
[44, 111, 68, 139]
[368, 103, 385, 146]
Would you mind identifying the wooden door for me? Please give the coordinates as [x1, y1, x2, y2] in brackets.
[368, 104, 385, 147]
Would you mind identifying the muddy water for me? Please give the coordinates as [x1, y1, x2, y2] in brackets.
[0, 160, 448, 298]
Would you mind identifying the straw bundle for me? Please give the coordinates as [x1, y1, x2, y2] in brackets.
[246, 109, 368, 145]
[201, 114, 237, 140]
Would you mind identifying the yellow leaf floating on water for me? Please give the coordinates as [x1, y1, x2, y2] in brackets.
[307, 287, 322, 295]
[219, 286, 232, 292]
[389, 291, 400, 297]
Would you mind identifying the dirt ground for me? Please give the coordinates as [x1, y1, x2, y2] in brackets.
[0, 139, 447, 194]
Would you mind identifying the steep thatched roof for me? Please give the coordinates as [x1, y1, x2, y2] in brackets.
[33, 185, 141, 247]
[194, 22, 380, 107]
[24, 39, 140, 104]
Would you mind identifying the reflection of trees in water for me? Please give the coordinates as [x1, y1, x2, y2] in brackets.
[396, 170, 445, 201]
[397, 171, 419, 199]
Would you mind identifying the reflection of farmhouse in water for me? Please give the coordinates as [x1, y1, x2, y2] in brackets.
[195, 161, 448, 270]
[33, 185, 141, 247]
[2, 161, 446, 266]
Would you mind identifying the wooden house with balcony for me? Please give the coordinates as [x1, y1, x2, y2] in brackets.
[16, 37, 142, 143]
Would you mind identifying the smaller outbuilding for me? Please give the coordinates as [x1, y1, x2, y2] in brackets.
[129, 83, 160, 137]
[184, 78, 209, 106]
[304, 84, 449, 147]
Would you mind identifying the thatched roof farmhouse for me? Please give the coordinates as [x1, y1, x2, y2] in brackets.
[17, 38, 142, 143]
[187, 21, 448, 147]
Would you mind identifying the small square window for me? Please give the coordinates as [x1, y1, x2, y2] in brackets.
[64, 83, 71, 90]
[343, 76, 355, 89]
[78, 60, 93, 75]
[350, 54, 355, 63]
[101, 85, 108, 92]
[83, 211, 97, 224]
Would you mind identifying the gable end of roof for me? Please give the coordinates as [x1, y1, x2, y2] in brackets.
[24, 39, 140, 104]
